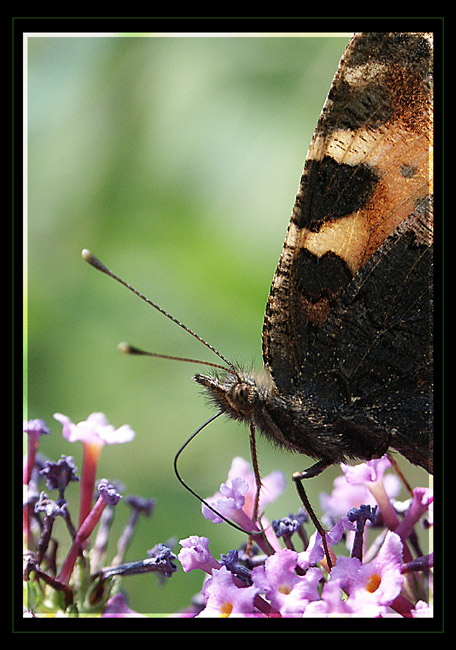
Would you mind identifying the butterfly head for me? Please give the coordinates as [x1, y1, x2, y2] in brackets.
[194, 370, 270, 423]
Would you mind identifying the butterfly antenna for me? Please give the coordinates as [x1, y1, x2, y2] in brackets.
[117, 342, 234, 374]
[82, 249, 237, 374]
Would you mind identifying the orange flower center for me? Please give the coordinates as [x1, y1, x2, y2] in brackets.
[366, 573, 381, 593]
[220, 602, 233, 617]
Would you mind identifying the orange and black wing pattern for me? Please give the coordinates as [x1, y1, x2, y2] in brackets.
[262, 33, 433, 472]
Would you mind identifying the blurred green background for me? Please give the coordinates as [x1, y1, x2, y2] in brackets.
[26, 32, 430, 615]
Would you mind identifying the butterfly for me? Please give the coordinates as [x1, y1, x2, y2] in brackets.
[194, 32, 433, 483]
[84, 32, 433, 560]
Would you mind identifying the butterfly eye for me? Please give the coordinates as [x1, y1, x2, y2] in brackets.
[231, 382, 254, 409]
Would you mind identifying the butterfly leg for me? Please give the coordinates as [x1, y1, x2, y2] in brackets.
[292, 462, 334, 570]
[292, 460, 328, 481]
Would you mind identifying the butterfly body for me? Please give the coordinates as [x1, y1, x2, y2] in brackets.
[195, 363, 392, 469]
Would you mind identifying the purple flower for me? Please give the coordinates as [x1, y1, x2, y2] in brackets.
[201, 457, 284, 553]
[54, 412, 135, 446]
[178, 535, 221, 574]
[103, 593, 146, 618]
[303, 579, 361, 617]
[202, 476, 250, 525]
[57, 480, 122, 585]
[320, 475, 376, 520]
[97, 478, 122, 506]
[23, 419, 51, 437]
[177, 459, 432, 618]
[341, 455, 393, 486]
[394, 487, 433, 544]
[226, 457, 286, 518]
[336, 459, 432, 567]
[322, 457, 400, 516]
[347, 504, 378, 561]
[34, 492, 67, 519]
[251, 548, 321, 616]
[40, 455, 79, 500]
[23, 419, 51, 485]
[411, 600, 433, 617]
[196, 565, 260, 618]
[54, 412, 134, 528]
[146, 544, 178, 579]
[330, 530, 404, 614]
[297, 516, 354, 571]
[340, 456, 401, 531]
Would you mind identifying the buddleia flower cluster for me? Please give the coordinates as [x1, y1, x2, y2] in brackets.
[23, 414, 176, 616]
[23, 416, 432, 619]
[176, 456, 433, 618]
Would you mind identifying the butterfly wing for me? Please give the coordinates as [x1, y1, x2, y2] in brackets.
[262, 32, 433, 470]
